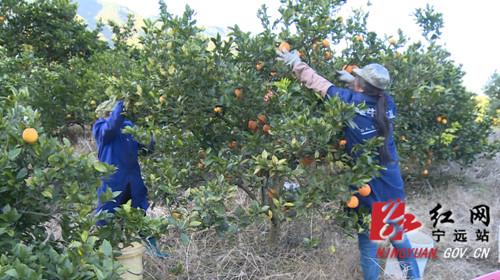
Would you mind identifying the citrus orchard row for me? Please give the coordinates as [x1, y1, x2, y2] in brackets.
[0, 0, 498, 278]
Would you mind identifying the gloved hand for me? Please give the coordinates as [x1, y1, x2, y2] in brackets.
[336, 70, 355, 84]
[276, 49, 301, 68]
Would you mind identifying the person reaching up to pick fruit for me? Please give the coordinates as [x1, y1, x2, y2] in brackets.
[277, 48, 420, 280]
[93, 98, 168, 258]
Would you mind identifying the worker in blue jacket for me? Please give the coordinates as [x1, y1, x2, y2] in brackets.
[93, 98, 167, 258]
[277, 49, 420, 280]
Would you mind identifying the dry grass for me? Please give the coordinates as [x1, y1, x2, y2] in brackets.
[70, 128, 499, 279]
[142, 133, 500, 280]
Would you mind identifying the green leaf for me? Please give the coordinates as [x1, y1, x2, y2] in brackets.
[189, 221, 202, 227]
[93, 161, 109, 173]
[4, 269, 18, 277]
[41, 188, 53, 199]
[101, 240, 112, 257]
[180, 233, 190, 246]
[8, 148, 21, 160]
[81, 230, 89, 242]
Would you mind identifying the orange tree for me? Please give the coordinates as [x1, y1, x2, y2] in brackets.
[113, 0, 498, 237]
[0, 88, 122, 278]
[92, 1, 389, 241]
[1, 0, 498, 255]
[0, 88, 167, 277]
[0, 0, 108, 133]
[483, 71, 500, 123]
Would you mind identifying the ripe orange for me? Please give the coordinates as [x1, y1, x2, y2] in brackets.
[159, 95, 166, 104]
[354, 35, 364, 42]
[0, 16, 4, 22]
[257, 114, 267, 124]
[436, 116, 442, 123]
[262, 124, 271, 135]
[421, 169, 429, 176]
[300, 156, 314, 166]
[278, 41, 291, 52]
[358, 184, 371, 197]
[323, 51, 333, 60]
[339, 139, 347, 146]
[228, 140, 237, 149]
[234, 88, 243, 99]
[343, 64, 359, 74]
[248, 120, 258, 132]
[322, 38, 330, 48]
[213, 106, 223, 114]
[255, 61, 264, 71]
[22, 128, 39, 144]
[346, 195, 359, 208]
[441, 118, 448, 125]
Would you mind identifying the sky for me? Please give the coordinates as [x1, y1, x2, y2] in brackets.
[102, 0, 500, 94]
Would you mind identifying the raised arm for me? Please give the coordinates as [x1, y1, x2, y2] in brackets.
[292, 62, 333, 97]
[277, 49, 356, 102]
[93, 100, 125, 144]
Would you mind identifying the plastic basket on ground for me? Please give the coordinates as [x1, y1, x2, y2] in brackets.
[116, 242, 146, 280]
[384, 230, 434, 279]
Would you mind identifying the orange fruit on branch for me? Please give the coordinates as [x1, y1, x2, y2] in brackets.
[234, 88, 243, 99]
[213, 106, 223, 114]
[358, 184, 371, 197]
[255, 61, 264, 71]
[421, 169, 429, 177]
[354, 34, 364, 42]
[278, 41, 291, 52]
[300, 156, 314, 166]
[257, 114, 267, 124]
[322, 38, 330, 48]
[323, 51, 333, 60]
[339, 139, 347, 147]
[22, 128, 39, 144]
[343, 64, 359, 74]
[247, 120, 258, 132]
[262, 124, 271, 135]
[346, 195, 359, 208]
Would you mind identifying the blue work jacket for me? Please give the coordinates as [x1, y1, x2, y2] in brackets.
[326, 86, 405, 208]
[92, 100, 151, 211]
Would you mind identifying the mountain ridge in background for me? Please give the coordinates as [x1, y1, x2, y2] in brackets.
[75, 0, 227, 43]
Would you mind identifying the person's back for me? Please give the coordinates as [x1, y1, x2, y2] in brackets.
[277, 48, 421, 279]
[93, 114, 141, 174]
[92, 99, 148, 214]
[325, 86, 405, 207]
